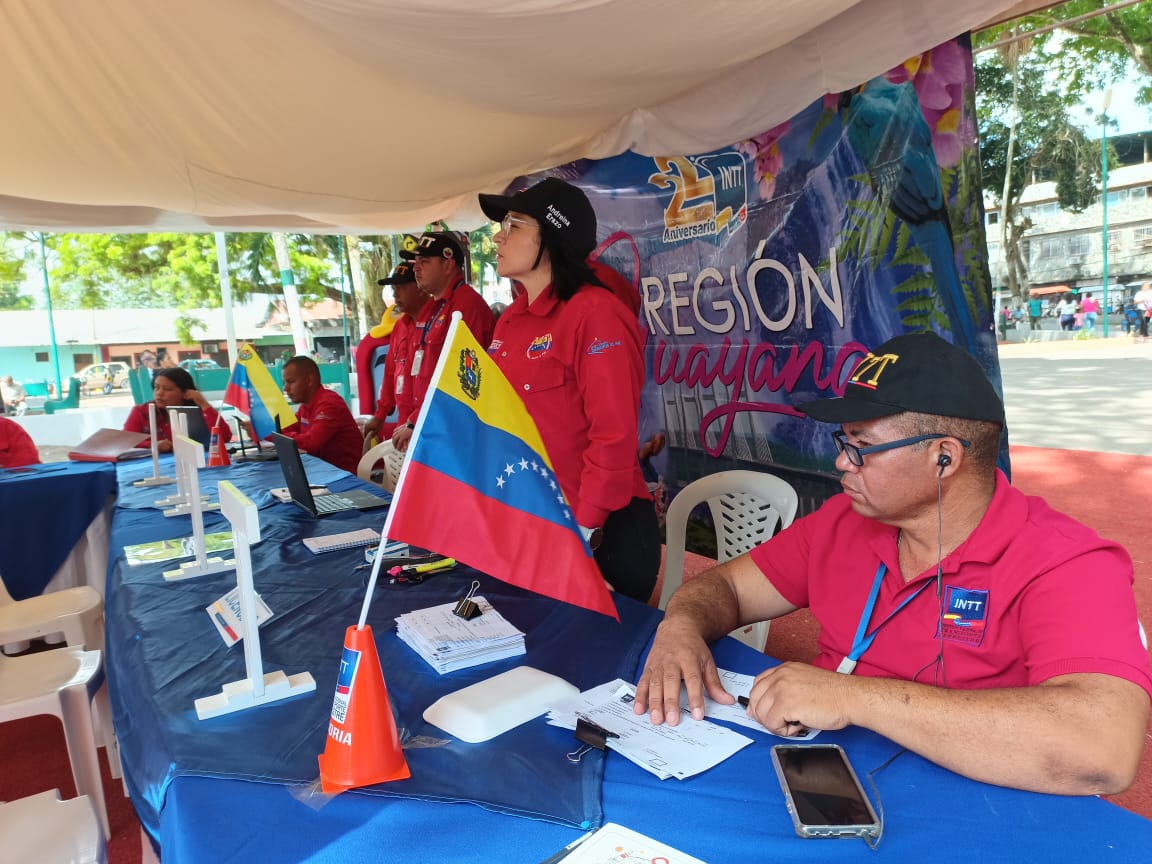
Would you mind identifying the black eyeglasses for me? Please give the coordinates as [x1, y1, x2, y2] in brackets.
[832, 430, 970, 467]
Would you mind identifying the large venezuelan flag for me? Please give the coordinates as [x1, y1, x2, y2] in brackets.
[383, 315, 617, 619]
[223, 344, 296, 439]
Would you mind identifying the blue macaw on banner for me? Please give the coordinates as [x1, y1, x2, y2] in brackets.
[840, 78, 978, 352]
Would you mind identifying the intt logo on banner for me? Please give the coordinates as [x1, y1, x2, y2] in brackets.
[848, 352, 899, 390]
[649, 154, 747, 245]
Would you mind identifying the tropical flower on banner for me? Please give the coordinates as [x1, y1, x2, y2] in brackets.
[885, 40, 967, 168]
[738, 120, 790, 202]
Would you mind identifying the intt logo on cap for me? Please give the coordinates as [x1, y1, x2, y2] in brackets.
[848, 352, 899, 390]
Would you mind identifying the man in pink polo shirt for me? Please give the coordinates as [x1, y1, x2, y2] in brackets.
[634, 332, 1151, 797]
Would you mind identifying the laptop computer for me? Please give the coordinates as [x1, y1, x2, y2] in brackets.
[270, 433, 389, 517]
[228, 419, 279, 462]
[168, 405, 211, 449]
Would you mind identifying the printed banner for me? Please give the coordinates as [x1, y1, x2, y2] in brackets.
[510, 35, 999, 501]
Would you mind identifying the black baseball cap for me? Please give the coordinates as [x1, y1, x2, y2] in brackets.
[797, 332, 1005, 425]
[478, 177, 597, 258]
[409, 231, 464, 265]
[377, 261, 417, 286]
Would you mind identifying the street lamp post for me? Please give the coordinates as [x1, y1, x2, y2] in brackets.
[1101, 88, 1112, 337]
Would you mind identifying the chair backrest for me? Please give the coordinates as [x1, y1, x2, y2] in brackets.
[42, 377, 81, 414]
[661, 469, 799, 612]
[357, 440, 403, 493]
[128, 366, 153, 404]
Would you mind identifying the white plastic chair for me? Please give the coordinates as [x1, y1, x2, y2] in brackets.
[0, 790, 106, 864]
[0, 575, 120, 782]
[662, 470, 799, 651]
[357, 440, 404, 493]
[0, 647, 110, 840]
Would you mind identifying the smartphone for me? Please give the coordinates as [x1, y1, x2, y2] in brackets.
[771, 744, 880, 840]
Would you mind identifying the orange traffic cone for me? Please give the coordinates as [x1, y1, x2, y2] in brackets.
[318, 624, 411, 793]
[207, 416, 230, 467]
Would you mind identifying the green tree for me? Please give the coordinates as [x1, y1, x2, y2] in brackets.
[0, 239, 31, 309]
[974, 1, 1152, 304]
[1016, 1, 1152, 108]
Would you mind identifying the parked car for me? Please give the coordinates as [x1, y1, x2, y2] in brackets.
[178, 358, 222, 371]
[76, 361, 130, 394]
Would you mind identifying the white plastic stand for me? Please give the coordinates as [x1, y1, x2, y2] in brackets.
[162, 435, 234, 581]
[195, 481, 315, 719]
[158, 410, 217, 516]
[133, 402, 175, 487]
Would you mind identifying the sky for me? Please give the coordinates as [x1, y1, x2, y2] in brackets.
[1072, 77, 1151, 136]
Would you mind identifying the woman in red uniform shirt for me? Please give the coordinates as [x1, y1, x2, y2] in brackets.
[479, 178, 659, 602]
[123, 367, 230, 453]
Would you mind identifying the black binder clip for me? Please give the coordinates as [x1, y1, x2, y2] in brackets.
[567, 716, 619, 763]
[453, 580, 483, 620]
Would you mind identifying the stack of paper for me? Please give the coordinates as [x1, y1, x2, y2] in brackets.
[395, 597, 525, 674]
[546, 679, 753, 780]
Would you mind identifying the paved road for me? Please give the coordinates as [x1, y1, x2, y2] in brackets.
[998, 338, 1152, 456]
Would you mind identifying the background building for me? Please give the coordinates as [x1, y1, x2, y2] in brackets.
[987, 130, 1152, 311]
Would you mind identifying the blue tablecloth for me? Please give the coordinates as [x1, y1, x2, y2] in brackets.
[106, 456, 659, 847]
[0, 461, 117, 599]
[157, 629, 1152, 863]
[106, 457, 1152, 863]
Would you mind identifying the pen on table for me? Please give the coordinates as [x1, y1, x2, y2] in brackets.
[388, 557, 456, 578]
[535, 829, 594, 864]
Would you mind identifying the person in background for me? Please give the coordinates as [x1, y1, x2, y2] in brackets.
[1026, 296, 1043, 331]
[1056, 295, 1077, 331]
[268, 355, 362, 474]
[123, 367, 230, 453]
[392, 231, 495, 453]
[1, 376, 27, 415]
[1080, 292, 1100, 334]
[634, 332, 1150, 797]
[363, 262, 424, 443]
[0, 416, 40, 467]
[479, 177, 660, 602]
[1133, 282, 1152, 342]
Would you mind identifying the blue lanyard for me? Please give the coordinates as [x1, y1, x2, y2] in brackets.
[419, 279, 465, 347]
[837, 562, 933, 674]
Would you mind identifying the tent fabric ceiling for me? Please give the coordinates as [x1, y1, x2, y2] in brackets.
[1, 0, 1024, 234]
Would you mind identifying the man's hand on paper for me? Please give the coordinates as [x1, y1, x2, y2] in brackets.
[633, 618, 736, 726]
[746, 662, 850, 738]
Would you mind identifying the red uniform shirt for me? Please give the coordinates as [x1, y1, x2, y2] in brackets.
[372, 313, 417, 432]
[0, 417, 40, 468]
[280, 387, 362, 475]
[751, 472, 1152, 698]
[124, 401, 231, 446]
[489, 284, 649, 528]
[408, 280, 495, 425]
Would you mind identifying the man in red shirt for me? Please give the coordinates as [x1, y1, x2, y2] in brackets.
[274, 356, 362, 474]
[634, 332, 1151, 797]
[363, 261, 424, 443]
[392, 232, 495, 452]
[0, 417, 40, 468]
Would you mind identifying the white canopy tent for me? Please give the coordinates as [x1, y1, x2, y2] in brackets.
[0, 0, 1051, 234]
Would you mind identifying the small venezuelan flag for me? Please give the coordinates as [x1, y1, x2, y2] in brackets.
[223, 344, 297, 440]
[382, 314, 616, 619]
